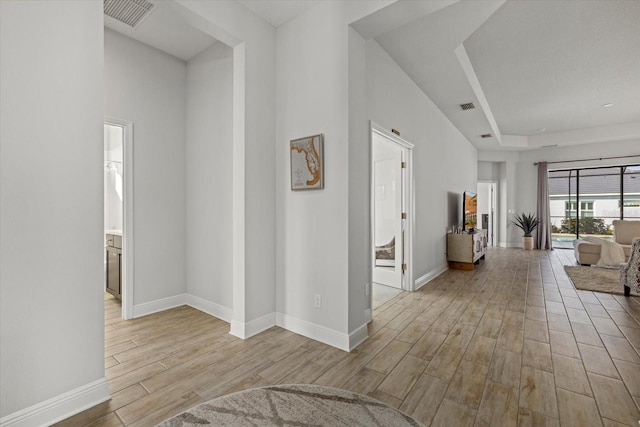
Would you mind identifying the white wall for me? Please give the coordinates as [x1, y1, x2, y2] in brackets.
[186, 42, 234, 316]
[348, 26, 371, 336]
[176, 0, 277, 336]
[0, 0, 107, 420]
[365, 40, 478, 286]
[275, 2, 394, 348]
[478, 161, 500, 182]
[104, 29, 188, 306]
[276, 2, 351, 338]
[504, 160, 520, 245]
[235, 20, 277, 333]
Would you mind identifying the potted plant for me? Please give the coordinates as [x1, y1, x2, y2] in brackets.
[511, 213, 541, 250]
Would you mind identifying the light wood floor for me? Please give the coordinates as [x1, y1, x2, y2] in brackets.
[56, 248, 640, 426]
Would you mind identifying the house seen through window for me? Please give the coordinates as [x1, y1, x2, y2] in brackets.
[549, 165, 640, 249]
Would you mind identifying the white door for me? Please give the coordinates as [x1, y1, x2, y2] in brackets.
[372, 132, 403, 289]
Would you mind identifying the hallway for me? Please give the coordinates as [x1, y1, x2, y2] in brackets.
[57, 247, 640, 426]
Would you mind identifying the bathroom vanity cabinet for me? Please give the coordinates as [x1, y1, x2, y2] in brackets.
[106, 232, 122, 300]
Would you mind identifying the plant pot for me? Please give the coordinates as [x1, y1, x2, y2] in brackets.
[522, 236, 534, 250]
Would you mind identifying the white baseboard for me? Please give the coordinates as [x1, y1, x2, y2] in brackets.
[131, 295, 372, 353]
[414, 264, 448, 290]
[276, 312, 351, 351]
[0, 378, 109, 427]
[133, 293, 233, 323]
[132, 293, 273, 337]
[229, 320, 244, 338]
[186, 294, 233, 323]
[132, 293, 187, 318]
[498, 242, 521, 248]
[348, 322, 369, 351]
[230, 312, 276, 339]
[231, 312, 370, 352]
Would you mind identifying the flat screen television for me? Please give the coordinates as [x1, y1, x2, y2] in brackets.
[463, 191, 477, 232]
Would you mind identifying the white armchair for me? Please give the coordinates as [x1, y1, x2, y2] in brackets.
[621, 237, 640, 296]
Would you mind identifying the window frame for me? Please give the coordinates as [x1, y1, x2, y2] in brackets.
[549, 164, 640, 245]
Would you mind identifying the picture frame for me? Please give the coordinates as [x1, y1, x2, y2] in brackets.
[290, 134, 324, 191]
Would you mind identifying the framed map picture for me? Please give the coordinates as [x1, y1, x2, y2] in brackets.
[290, 134, 324, 190]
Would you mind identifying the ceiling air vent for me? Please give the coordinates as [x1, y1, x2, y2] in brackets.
[481, 134, 492, 139]
[459, 102, 475, 111]
[104, 0, 155, 28]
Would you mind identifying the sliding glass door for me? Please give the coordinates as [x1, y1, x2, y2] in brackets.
[549, 170, 577, 249]
[623, 165, 640, 220]
[549, 164, 640, 248]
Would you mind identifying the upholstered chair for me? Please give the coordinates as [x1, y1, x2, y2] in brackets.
[621, 237, 640, 296]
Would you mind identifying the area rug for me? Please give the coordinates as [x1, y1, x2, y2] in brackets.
[157, 384, 422, 426]
[564, 265, 638, 296]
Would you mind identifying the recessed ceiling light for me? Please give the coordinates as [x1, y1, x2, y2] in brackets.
[603, 103, 613, 108]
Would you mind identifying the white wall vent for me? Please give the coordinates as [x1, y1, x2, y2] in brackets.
[460, 102, 476, 111]
[480, 133, 492, 138]
[104, 0, 155, 28]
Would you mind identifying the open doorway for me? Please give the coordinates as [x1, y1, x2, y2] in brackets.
[477, 182, 496, 246]
[104, 118, 134, 320]
[371, 123, 414, 309]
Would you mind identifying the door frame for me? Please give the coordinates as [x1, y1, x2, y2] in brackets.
[477, 181, 497, 246]
[105, 116, 134, 320]
[370, 121, 415, 292]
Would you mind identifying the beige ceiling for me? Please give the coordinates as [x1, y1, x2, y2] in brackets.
[105, 0, 640, 151]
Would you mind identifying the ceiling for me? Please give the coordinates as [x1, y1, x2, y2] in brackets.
[104, 0, 217, 61]
[361, 0, 640, 150]
[104, 0, 640, 151]
[238, 0, 323, 27]
[103, 0, 321, 60]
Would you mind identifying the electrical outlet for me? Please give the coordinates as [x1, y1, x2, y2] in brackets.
[365, 283, 370, 296]
[314, 294, 322, 308]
